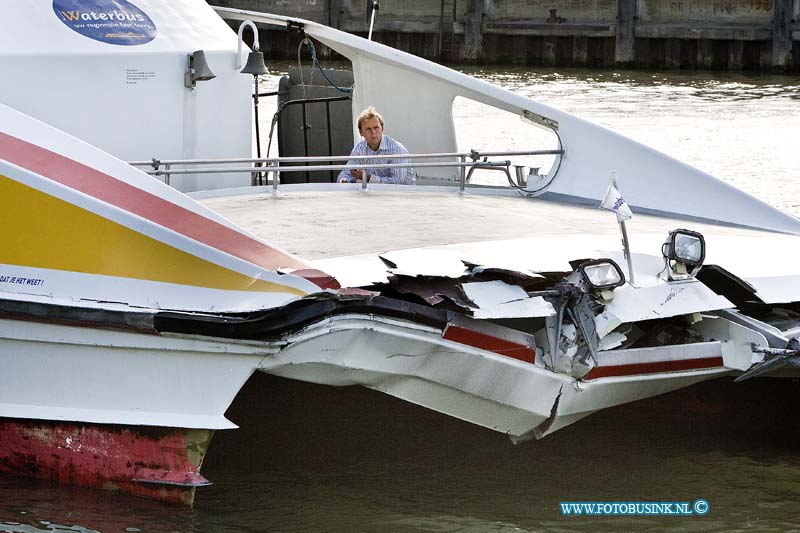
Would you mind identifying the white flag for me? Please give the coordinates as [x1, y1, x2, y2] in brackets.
[600, 181, 633, 222]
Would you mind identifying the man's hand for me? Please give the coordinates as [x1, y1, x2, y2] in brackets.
[349, 170, 370, 182]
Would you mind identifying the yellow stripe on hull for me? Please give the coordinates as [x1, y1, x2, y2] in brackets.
[0, 176, 307, 296]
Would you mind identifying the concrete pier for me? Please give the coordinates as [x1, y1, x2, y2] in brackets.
[216, 0, 800, 71]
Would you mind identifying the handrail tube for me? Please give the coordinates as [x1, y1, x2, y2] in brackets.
[128, 149, 563, 167]
[146, 160, 511, 176]
[466, 150, 563, 158]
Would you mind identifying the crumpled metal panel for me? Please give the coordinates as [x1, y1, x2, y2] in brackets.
[599, 279, 733, 325]
[462, 280, 554, 318]
[388, 276, 473, 309]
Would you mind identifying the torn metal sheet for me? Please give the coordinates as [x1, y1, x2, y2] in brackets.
[387, 276, 474, 310]
[379, 249, 469, 278]
[312, 254, 391, 288]
[595, 312, 623, 339]
[598, 331, 626, 351]
[743, 276, 800, 305]
[466, 264, 548, 291]
[462, 281, 555, 319]
[599, 280, 733, 325]
[700, 234, 800, 304]
[569, 291, 599, 365]
[335, 287, 381, 299]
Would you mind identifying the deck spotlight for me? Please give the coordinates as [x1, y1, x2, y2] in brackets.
[184, 50, 216, 89]
[662, 228, 705, 280]
[579, 259, 626, 292]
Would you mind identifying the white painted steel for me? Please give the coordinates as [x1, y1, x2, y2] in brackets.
[0, 302, 774, 438]
[594, 342, 723, 366]
[694, 316, 769, 370]
[600, 280, 733, 324]
[0, 5, 797, 443]
[462, 281, 555, 318]
[0, 1, 252, 192]
[0, 267, 307, 315]
[536, 367, 732, 438]
[258, 313, 747, 438]
[261, 314, 568, 437]
[380, 248, 470, 278]
[0, 318, 276, 429]
[216, 7, 800, 234]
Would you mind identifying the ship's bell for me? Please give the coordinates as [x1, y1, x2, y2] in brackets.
[241, 51, 269, 76]
[185, 50, 216, 88]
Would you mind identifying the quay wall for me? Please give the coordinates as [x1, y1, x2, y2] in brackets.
[215, 0, 800, 70]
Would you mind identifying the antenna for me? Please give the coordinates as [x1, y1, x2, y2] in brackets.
[367, 0, 379, 41]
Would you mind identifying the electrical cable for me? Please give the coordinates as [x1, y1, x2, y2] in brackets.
[503, 128, 564, 195]
[305, 39, 353, 94]
[296, 39, 308, 100]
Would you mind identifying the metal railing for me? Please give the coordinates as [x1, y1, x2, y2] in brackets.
[128, 148, 564, 192]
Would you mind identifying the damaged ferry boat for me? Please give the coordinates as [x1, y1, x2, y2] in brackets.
[1, 0, 799, 504]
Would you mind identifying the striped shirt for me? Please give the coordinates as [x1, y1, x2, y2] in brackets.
[338, 134, 415, 185]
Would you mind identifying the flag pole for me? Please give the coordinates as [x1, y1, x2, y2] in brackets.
[611, 173, 635, 285]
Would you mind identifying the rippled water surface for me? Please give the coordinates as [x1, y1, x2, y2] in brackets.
[2, 67, 800, 531]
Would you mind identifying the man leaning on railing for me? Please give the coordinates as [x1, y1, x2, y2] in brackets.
[337, 106, 415, 185]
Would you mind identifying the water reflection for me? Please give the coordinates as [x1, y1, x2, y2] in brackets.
[0, 477, 198, 532]
[467, 67, 800, 103]
[194, 374, 800, 531]
[2, 364, 800, 531]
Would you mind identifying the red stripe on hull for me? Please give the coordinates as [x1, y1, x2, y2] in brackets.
[0, 418, 213, 505]
[583, 356, 724, 380]
[0, 132, 339, 290]
[443, 325, 535, 363]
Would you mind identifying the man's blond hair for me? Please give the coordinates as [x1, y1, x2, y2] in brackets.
[357, 106, 384, 131]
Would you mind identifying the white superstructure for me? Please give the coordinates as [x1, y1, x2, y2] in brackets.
[0, 0, 252, 191]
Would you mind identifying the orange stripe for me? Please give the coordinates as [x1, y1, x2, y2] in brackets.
[443, 325, 535, 363]
[583, 357, 724, 380]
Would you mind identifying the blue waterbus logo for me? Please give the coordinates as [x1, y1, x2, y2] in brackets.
[53, 0, 157, 46]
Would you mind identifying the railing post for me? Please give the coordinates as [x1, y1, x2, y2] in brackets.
[459, 155, 466, 192]
[164, 163, 171, 186]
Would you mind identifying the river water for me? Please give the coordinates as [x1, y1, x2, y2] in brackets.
[1, 67, 799, 532]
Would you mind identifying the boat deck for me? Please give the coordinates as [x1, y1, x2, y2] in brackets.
[196, 185, 772, 259]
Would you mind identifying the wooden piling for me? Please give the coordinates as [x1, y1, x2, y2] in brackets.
[772, 0, 793, 70]
[464, 0, 485, 63]
[219, 0, 799, 72]
[615, 0, 636, 65]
